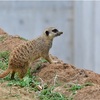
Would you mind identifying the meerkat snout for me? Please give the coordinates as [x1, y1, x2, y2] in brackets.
[55, 31, 63, 36]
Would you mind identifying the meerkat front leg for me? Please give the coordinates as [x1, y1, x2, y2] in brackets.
[43, 54, 57, 64]
[42, 54, 52, 64]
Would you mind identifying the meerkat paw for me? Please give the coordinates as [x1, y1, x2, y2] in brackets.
[51, 60, 60, 64]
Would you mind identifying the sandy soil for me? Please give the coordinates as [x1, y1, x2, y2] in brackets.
[0, 28, 100, 100]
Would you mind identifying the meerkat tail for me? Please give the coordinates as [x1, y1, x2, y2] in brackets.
[0, 69, 10, 78]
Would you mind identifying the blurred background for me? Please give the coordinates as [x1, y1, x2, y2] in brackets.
[0, 1, 100, 73]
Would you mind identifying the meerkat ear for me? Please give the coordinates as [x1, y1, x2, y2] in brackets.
[45, 31, 49, 36]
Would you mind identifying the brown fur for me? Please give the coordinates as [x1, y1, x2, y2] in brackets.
[0, 27, 63, 79]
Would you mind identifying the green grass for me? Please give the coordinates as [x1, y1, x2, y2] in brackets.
[7, 69, 40, 88]
[69, 84, 83, 92]
[0, 51, 68, 99]
[69, 82, 93, 93]
[66, 82, 94, 99]
[0, 51, 93, 100]
[0, 51, 10, 81]
[38, 87, 68, 100]
[0, 36, 6, 42]
[40, 58, 48, 63]
[0, 51, 9, 70]
[18, 37, 27, 41]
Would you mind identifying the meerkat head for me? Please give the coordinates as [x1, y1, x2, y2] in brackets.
[43, 27, 63, 39]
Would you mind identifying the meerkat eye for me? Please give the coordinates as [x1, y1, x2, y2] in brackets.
[45, 31, 49, 36]
[52, 29, 58, 33]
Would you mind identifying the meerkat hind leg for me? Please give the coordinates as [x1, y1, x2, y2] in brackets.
[18, 70, 26, 79]
[11, 71, 15, 80]
[18, 67, 28, 79]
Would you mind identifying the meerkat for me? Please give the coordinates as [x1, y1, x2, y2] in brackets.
[0, 27, 63, 79]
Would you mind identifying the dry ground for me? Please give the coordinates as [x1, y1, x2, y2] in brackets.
[0, 28, 100, 100]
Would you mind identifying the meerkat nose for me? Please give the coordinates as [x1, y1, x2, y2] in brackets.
[60, 32, 63, 34]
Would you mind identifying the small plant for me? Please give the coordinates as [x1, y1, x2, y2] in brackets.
[7, 69, 41, 92]
[8, 69, 33, 87]
[67, 82, 94, 99]
[18, 37, 27, 41]
[7, 76, 33, 87]
[0, 36, 6, 42]
[0, 51, 9, 62]
[40, 58, 48, 63]
[38, 87, 67, 100]
[0, 51, 9, 70]
[69, 84, 83, 92]
[69, 82, 93, 93]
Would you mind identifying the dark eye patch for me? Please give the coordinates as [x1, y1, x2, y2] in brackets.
[45, 31, 49, 36]
[52, 29, 58, 33]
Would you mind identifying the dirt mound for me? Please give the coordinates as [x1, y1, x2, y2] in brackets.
[0, 28, 25, 52]
[33, 63, 100, 86]
[74, 85, 100, 100]
[0, 28, 7, 35]
[0, 82, 36, 100]
[0, 28, 100, 100]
